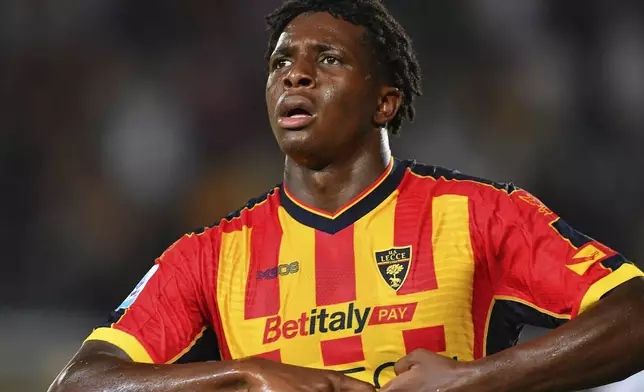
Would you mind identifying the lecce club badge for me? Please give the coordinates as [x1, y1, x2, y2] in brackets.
[375, 246, 412, 291]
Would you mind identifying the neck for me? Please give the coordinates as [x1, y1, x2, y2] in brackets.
[283, 129, 392, 214]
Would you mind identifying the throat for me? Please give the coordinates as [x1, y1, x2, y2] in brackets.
[297, 174, 356, 214]
[283, 153, 392, 215]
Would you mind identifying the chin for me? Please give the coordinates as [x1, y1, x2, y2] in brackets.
[276, 127, 313, 150]
[279, 137, 312, 157]
[278, 137, 330, 170]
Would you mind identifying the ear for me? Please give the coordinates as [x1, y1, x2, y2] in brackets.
[373, 86, 402, 127]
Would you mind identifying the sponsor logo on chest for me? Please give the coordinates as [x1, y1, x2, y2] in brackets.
[263, 301, 417, 344]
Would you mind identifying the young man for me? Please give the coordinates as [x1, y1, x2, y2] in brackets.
[50, 1, 644, 391]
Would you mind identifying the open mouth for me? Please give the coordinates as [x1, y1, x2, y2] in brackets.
[278, 107, 315, 129]
[286, 108, 312, 117]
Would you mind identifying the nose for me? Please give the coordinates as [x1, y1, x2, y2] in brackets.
[283, 61, 314, 89]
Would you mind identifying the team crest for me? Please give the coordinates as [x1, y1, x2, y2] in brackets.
[375, 246, 412, 291]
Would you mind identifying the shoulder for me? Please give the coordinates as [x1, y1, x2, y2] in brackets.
[184, 185, 282, 241]
[401, 160, 518, 198]
[158, 185, 282, 267]
[402, 160, 556, 227]
[400, 160, 546, 217]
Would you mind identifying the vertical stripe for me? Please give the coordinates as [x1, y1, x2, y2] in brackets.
[216, 228, 252, 359]
[431, 195, 476, 360]
[276, 208, 321, 367]
[245, 220, 283, 320]
[354, 191, 408, 378]
[315, 226, 356, 306]
[206, 231, 233, 360]
[394, 182, 437, 295]
[469, 197, 494, 359]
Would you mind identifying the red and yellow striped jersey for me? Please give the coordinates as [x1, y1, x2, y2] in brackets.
[86, 159, 643, 387]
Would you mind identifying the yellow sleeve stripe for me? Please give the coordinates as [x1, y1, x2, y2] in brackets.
[579, 263, 644, 314]
[84, 327, 154, 364]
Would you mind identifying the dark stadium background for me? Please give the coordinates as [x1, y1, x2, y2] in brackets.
[2, 1, 643, 391]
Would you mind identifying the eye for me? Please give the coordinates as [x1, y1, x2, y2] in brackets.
[321, 55, 341, 65]
[272, 58, 292, 70]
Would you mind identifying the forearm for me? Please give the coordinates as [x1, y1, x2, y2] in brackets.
[477, 277, 644, 392]
[49, 353, 251, 392]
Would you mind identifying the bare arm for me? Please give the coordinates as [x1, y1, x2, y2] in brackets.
[49, 340, 376, 392]
[382, 277, 644, 392]
[480, 276, 644, 391]
[48, 340, 251, 392]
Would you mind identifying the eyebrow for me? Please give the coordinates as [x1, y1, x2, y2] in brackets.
[271, 42, 344, 58]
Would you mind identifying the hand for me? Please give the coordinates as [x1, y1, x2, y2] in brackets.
[380, 349, 480, 392]
[241, 357, 376, 392]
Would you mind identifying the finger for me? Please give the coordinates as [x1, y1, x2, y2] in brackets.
[393, 354, 415, 376]
[393, 348, 435, 376]
[379, 369, 418, 392]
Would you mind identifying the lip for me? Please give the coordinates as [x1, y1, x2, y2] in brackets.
[278, 114, 316, 129]
[275, 94, 317, 130]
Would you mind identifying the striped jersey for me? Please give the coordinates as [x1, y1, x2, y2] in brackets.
[86, 159, 643, 387]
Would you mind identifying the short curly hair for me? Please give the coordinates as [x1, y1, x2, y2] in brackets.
[265, 0, 422, 135]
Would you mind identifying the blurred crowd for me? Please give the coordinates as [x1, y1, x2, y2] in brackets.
[1, 1, 643, 390]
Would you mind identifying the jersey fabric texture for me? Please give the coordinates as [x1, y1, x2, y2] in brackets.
[85, 159, 644, 387]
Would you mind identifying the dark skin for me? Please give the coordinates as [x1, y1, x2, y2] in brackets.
[49, 11, 644, 392]
[48, 12, 394, 392]
[48, 340, 374, 392]
[265, 13, 401, 213]
[381, 276, 644, 392]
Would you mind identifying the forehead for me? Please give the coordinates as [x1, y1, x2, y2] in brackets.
[274, 12, 367, 52]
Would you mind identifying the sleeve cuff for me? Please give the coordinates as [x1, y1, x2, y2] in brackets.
[578, 263, 644, 315]
[84, 327, 154, 363]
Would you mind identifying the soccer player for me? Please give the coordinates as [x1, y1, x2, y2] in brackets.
[50, 1, 644, 391]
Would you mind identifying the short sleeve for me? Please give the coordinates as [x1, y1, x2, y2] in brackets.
[476, 189, 643, 326]
[84, 233, 220, 364]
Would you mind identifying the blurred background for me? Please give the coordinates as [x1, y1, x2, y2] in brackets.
[2, 0, 644, 390]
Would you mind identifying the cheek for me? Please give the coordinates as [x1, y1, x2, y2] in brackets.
[322, 82, 372, 124]
[322, 80, 354, 111]
[266, 80, 282, 133]
[321, 80, 338, 103]
[265, 75, 281, 106]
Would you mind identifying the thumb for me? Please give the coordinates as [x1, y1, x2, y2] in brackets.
[379, 369, 416, 392]
[393, 355, 415, 376]
[393, 349, 431, 376]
